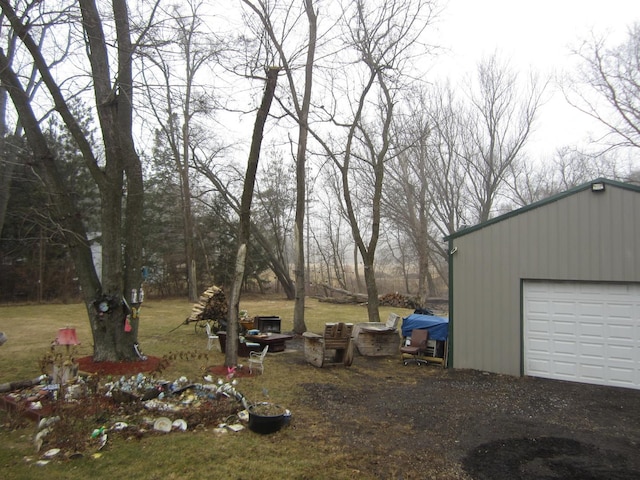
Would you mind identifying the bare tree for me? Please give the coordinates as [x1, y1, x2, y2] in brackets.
[312, 0, 436, 322]
[0, 0, 153, 361]
[253, 151, 296, 294]
[462, 53, 547, 222]
[193, 154, 297, 299]
[313, 182, 351, 291]
[0, 3, 67, 238]
[226, 66, 279, 367]
[380, 226, 417, 294]
[566, 23, 640, 151]
[241, 0, 316, 334]
[384, 86, 457, 298]
[385, 54, 545, 294]
[510, 147, 630, 206]
[140, 0, 222, 302]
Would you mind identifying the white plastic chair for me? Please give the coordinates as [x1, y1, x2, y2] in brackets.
[249, 345, 269, 374]
[205, 322, 219, 351]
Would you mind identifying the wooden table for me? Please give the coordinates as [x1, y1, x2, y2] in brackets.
[244, 333, 293, 353]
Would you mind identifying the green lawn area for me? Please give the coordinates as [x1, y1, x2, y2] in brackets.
[0, 296, 414, 479]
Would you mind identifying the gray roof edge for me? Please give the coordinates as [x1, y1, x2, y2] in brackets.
[444, 178, 640, 241]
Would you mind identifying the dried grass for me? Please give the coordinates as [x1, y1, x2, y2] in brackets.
[0, 296, 415, 479]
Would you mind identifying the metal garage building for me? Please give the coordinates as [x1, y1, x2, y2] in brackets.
[445, 178, 640, 389]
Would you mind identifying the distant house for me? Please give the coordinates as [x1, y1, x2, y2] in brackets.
[445, 178, 640, 390]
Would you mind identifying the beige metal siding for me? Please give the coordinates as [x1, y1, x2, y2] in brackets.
[451, 184, 640, 376]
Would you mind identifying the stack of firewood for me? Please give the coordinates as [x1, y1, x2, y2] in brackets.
[378, 292, 422, 309]
[316, 285, 426, 310]
[187, 285, 228, 323]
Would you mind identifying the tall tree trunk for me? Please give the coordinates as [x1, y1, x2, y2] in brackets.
[183, 169, 197, 302]
[238, 1, 317, 322]
[226, 67, 279, 367]
[362, 253, 381, 322]
[416, 234, 430, 300]
[182, 94, 197, 303]
[90, 0, 144, 361]
[292, 0, 316, 334]
[0, 0, 145, 361]
[0, 84, 10, 234]
[353, 244, 362, 292]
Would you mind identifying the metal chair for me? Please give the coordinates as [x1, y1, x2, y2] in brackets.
[400, 329, 429, 366]
[249, 345, 269, 374]
[204, 322, 219, 351]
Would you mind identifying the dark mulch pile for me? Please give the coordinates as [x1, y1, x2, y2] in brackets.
[208, 364, 255, 378]
[77, 356, 162, 376]
[76, 356, 255, 379]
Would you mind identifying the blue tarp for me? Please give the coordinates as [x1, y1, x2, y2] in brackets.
[402, 314, 449, 341]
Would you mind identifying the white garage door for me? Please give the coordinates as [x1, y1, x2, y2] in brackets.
[524, 281, 640, 390]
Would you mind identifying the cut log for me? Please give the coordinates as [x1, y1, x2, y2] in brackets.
[0, 375, 47, 393]
[316, 285, 438, 310]
[317, 284, 368, 304]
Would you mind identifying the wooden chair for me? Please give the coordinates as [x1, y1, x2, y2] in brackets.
[400, 329, 429, 366]
[249, 345, 269, 374]
[303, 322, 354, 368]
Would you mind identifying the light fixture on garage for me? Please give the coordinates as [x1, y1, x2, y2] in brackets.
[591, 181, 606, 193]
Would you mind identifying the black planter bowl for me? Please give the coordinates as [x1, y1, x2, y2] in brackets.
[248, 402, 290, 434]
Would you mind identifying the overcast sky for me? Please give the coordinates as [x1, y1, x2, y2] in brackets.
[431, 0, 640, 161]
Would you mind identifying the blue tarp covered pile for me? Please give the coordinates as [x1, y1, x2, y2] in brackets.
[401, 314, 449, 341]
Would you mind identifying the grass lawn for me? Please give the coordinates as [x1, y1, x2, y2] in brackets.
[0, 296, 415, 479]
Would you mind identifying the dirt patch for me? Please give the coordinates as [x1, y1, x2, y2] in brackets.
[463, 436, 638, 480]
[292, 353, 640, 479]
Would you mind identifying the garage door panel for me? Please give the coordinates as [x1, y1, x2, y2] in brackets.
[528, 319, 550, 334]
[607, 304, 634, 318]
[553, 361, 578, 377]
[551, 302, 576, 313]
[528, 359, 550, 375]
[554, 320, 576, 335]
[579, 322, 604, 337]
[577, 302, 605, 317]
[580, 342, 604, 359]
[608, 344, 634, 362]
[524, 281, 640, 390]
[528, 340, 550, 354]
[527, 299, 549, 312]
[580, 364, 605, 381]
[553, 339, 578, 355]
[607, 323, 634, 340]
[607, 366, 635, 385]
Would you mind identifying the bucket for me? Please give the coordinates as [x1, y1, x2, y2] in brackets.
[247, 402, 289, 434]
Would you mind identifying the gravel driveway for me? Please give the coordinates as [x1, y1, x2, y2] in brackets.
[291, 351, 640, 479]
